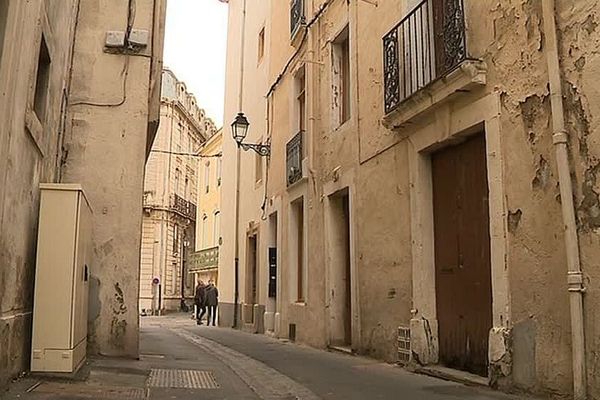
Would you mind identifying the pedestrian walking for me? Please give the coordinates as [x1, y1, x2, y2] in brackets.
[205, 279, 219, 326]
[194, 279, 206, 325]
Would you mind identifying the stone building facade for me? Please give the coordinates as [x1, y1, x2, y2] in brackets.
[190, 129, 223, 287]
[0, 0, 166, 386]
[221, 0, 600, 398]
[139, 69, 216, 313]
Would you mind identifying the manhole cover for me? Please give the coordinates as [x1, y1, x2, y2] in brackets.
[34, 382, 146, 399]
[148, 369, 219, 389]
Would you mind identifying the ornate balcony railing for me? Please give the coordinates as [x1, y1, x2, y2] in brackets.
[171, 194, 197, 221]
[290, 0, 305, 37]
[189, 246, 219, 272]
[383, 0, 468, 114]
[286, 131, 304, 187]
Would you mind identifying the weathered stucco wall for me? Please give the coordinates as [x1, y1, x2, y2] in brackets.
[0, 0, 78, 386]
[61, 0, 165, 357]
[462, 0, 600, 396]
[224, 0, 600, 396]
[220, 0, 271, 328]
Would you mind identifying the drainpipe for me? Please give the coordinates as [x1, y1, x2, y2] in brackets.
[233, 0, 247, 329]
[541, 1, 587, 398]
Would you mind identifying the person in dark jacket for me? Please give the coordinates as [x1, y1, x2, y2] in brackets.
[194, 279, 206, 325]
[205, 279, 219, 326]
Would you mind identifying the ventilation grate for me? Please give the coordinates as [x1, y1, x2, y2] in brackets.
[34, 382, 146, 399]
[148, 369, 219, 389]
[397, 326, 411, 365]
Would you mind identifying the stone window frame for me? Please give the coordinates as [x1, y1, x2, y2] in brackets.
[407, 92, 510, 370]
[331, 24, 351, 130]
[25, 4, 55, 157]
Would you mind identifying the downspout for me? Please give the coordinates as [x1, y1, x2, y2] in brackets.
[541, 2, 587, 399]
[233, 0, 247, 329]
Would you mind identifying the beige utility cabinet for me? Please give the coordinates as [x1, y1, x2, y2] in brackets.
[31, 184, 92, 373]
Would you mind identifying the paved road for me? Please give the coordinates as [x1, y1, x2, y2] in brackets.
[1, 315, 534, 399]
[174, 319, 529, 400]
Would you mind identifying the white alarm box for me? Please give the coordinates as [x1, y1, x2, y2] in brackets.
[31, 184, 92, 373]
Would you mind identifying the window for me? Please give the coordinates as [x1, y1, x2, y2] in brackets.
[202, 214, 209, 248]
[295, 67, 306, 132]
[177, 126, 183, 152]
[176, 123, 183, 152]
[184, 177, 189, 199]
[258, 27, 265, 62]
[333, 26, 350, 126]
[290, 0, 305, 37]
[255, 144, 263, 184]
[213, 211, 220, 246]
[33, 35, 51, 123]
[217, 158, 222, 187]
[173, 224, 179, 254]
[0, 0, 8, 65]
[204, 162, 210, 193]
[174, 169, 181, 195]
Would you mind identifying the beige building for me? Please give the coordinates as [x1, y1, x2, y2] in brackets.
[139, 69, 216, 313]
[0, 0, 166, 386]
[190, 129, 223, 286]
[222, 0, 600, 398]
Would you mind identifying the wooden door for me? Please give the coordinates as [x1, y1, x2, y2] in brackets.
[432, 133, 492, 377]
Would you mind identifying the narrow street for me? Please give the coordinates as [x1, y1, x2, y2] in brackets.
[3, 315, 533, 400]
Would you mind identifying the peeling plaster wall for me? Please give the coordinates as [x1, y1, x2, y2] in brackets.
[0, 0, 79, 387]
[357, 0, 600, 396]
[466, 0, 600, 396]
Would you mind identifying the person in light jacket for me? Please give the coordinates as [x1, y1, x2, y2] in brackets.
[205, 279, 219, 326]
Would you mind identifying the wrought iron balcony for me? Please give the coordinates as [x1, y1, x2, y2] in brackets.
[286, 131, 304, 187]
[171, 194, 197, 221]
[290, 0, 305, 38]
[189, 246, 219, 272]
[383, 0, 468, 114]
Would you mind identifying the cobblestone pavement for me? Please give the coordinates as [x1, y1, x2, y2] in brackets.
[1, 314, 537, 400]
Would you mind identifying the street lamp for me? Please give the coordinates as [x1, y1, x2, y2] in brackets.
[231, 112, 270, 156]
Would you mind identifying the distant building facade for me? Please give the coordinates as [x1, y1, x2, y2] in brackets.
[221, 0, 600, 399]
[0, 0, 166, 386]
[190, 129, 223, 287]
[139, 69, 217, 313]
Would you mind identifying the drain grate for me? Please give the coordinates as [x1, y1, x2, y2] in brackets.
[148, 369, 219, 389]
[34, 382, 146, 399]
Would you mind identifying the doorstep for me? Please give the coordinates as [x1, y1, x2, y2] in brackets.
[413, 365, 488, 387]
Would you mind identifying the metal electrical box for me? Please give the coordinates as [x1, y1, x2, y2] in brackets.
[31, 184, 92, 373]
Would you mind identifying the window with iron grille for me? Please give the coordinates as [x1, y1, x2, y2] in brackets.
[286, 131, 303, 186]
[290, 0, 305, 38]
[383, 0, 468, 114]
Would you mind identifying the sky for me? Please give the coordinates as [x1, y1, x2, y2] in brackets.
[163, 0, 229, 127]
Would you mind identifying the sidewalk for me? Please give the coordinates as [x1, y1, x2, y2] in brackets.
[1, 315, 259, 399]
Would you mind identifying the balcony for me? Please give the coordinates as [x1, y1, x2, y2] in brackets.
[171, 194, 197, 221]
[383, 0, 484, 119]
[290, 0, 305, 39]
[189, 246, 219, 273]
[286, 131, 304, 187]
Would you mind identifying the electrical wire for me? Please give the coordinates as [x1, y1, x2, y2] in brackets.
[150, 149, 222, 158]
[69, 0, 137, 108]
[70, 56, 130, 107]
[265, 0, 333, 99]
